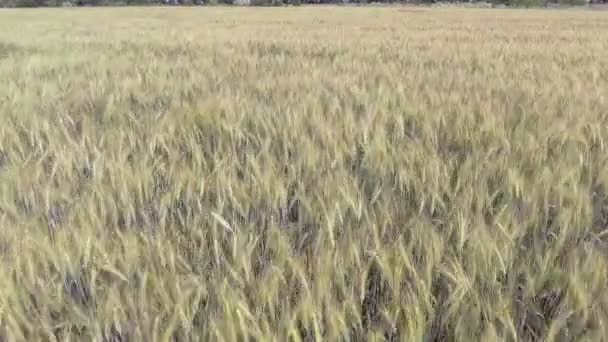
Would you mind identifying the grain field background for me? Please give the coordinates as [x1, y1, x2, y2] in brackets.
[1, 7, 608, 341]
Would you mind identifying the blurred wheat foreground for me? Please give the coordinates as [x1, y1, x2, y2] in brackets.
[1, 6, 608, 342]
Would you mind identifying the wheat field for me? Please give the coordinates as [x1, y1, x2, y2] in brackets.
[1, 6, 608, 341]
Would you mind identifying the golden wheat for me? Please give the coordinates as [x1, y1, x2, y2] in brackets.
[0, 6, 608, 341]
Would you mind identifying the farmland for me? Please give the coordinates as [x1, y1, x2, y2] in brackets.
[1, 7, 608, 341]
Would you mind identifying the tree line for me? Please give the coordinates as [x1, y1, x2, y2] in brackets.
[0, 0, 601, 10]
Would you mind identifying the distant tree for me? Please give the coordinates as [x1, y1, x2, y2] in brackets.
[13, 0, 45, 6]
[557, 0, 587, 5]
[250, 0, 282, 5]
[508, 0, 545, 6]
